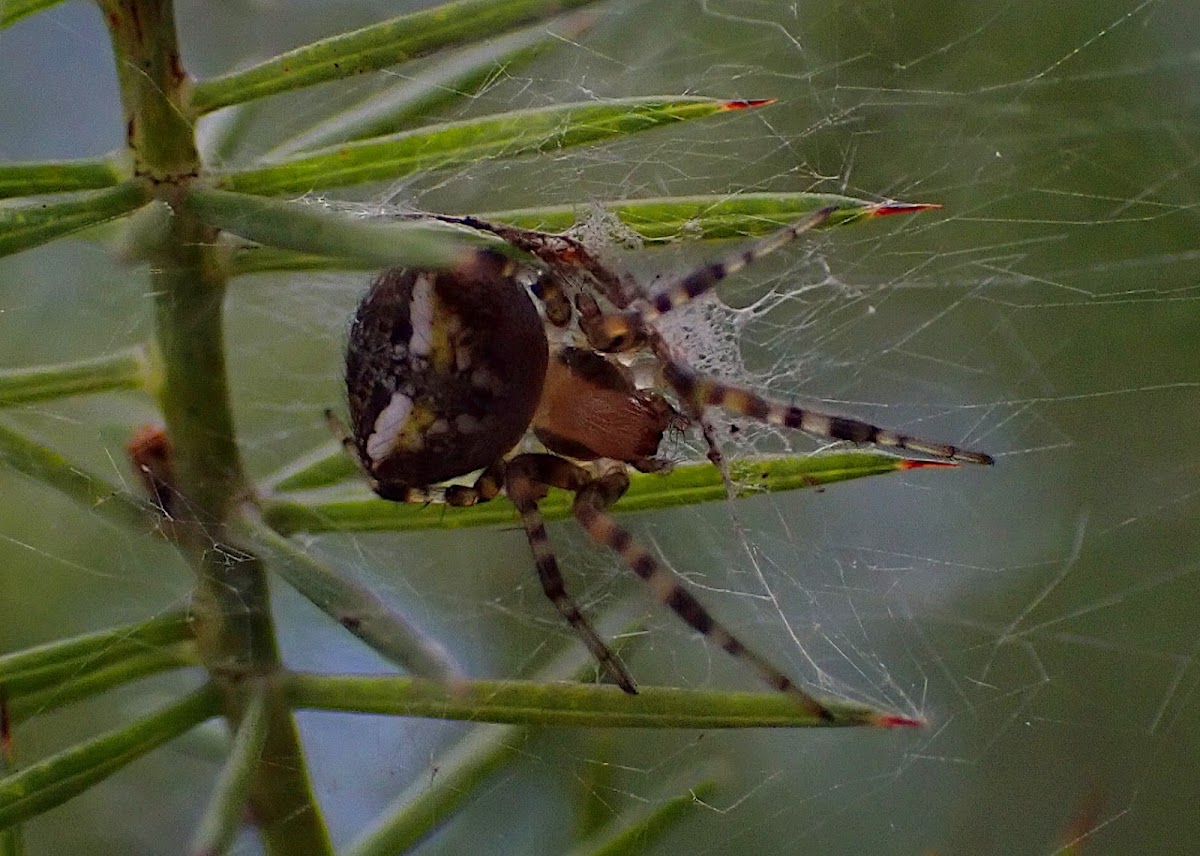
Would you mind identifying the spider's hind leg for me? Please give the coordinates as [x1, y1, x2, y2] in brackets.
[566, 463, 836, 721]
[504, 454, 639, 694]
[506, 455, 835, 718]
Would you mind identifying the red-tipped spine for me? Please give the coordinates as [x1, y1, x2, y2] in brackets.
[871, 201, 943, 217]
[721, 98, 776, 110]
[898, 459, 960, 470]
[876, 712, 925, 728]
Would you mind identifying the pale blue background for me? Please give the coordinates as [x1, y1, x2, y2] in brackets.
[2, 1, 1198, 853]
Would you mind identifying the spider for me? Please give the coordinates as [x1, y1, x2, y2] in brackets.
[329, 206, 993, 721]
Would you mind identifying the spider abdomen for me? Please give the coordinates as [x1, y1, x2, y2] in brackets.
[345, 251, 549, 495]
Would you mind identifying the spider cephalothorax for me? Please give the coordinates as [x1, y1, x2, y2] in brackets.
[333, 208, 993, 721]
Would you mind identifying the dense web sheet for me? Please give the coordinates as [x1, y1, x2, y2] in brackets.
[2, 0, 1199, 853]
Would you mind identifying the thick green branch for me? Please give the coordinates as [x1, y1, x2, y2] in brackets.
[100, 2, 330, 851]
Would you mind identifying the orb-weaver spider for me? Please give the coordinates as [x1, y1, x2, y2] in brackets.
[329, 206, 993, 721]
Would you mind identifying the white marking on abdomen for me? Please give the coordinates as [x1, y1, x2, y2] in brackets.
[409, 273, 435, 357]
[366, 392, 413, 460]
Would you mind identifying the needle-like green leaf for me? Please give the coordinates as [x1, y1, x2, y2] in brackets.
[228, 192, 938, 277]
[269, 12, 597, 156]
[0, 686, 220, 829]
[262, 453, 954, 535]
[0, 158, 124, 200]
[345, 606, 644, 856]
[0, 182, 149, 258]
[188, 0, 606, 114]
[479, 192, 941, 241]
[569, 773, 719, 856]
[285, 673, 914, 729]
[0, 0, 69, 28]
[232, 509, 463, 684]
[189, 685, 269, 856]
[0, 422, 162, 535]
[0, 346, 151, 407]
[0, 692, 19, 856]
[0, 612, 192, 700]
[186, 188, 490, 270]
[215, 97, 765, 195]
[8, 647, 197, 724]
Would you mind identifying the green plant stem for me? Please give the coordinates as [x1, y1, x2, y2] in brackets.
[8, 646, 198, 724]
[99, 1, 330, 851]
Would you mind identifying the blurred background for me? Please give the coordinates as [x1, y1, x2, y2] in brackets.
[2, 0, 1198, 852]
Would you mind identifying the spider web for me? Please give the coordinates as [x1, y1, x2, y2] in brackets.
[3, 0, 1200, 853]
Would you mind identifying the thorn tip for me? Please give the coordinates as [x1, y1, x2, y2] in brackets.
[722, 98, 775, 110]
[872, 201, 943, 217]
[898, 459, 960, 470]
[877, 713, 925, 728]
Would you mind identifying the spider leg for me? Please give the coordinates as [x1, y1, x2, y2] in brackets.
[583, 207, 837, 354]
[443, 461, 505, 507]
[548, 201, 989, 465]
[504, 454, 639, 694]
[325, 407, 384, 493]
[414, 212, 636, 310]
[530, 275, 572, 327]
[573, 210, 836, 484]
[662, 363, 994, 464]
[576, 292, 736, 487]
[563, 460, 836, 721]
[637, 206, 837, 323]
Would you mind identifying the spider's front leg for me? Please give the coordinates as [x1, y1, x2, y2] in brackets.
[663, 362, 995, 465]
[575, 314, 993, 465]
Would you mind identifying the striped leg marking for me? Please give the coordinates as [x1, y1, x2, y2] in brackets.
[505, 457, 638, 694]
[635, 206, 836, 323]
[663, 364, 994, 465]
[570, 472, 835, 721]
